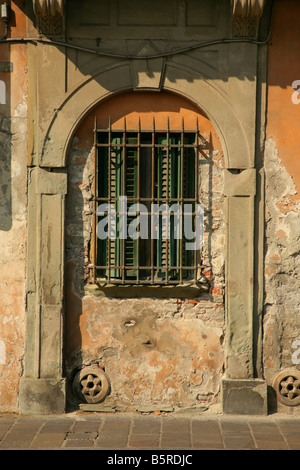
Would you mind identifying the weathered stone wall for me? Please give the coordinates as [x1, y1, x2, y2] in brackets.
[263, 0, 300, 412]
[64, 91, 225, 410]
[264, 139, 300, 379]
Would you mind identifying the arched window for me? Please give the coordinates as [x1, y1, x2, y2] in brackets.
[88, 92, 206, 286]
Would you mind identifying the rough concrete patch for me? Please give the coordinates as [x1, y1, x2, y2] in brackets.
[265, 138, 297, 205]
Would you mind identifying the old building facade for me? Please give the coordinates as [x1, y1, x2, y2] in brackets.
[0, 0, 299, 415]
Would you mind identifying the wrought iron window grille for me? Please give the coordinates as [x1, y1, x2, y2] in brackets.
[90, 117, 203, 286]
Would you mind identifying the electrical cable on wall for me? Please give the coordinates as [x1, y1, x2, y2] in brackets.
[0, 0, 276, 60]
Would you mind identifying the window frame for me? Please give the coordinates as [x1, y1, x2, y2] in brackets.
[90, 117, 202, 286]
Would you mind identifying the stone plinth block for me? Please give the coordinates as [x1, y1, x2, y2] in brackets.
[222, 378, 267, 415]
[19, 377, 66, 415]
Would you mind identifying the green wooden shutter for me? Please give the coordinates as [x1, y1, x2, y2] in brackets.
[156, 133, 196, 280]
[97, 132, 109, 278]
[110, 135, 122, 278]
[97, 134, 122, 279]
[156, 133, 180, 280]
[123, 136, 138, 278]
[97, 129, 196, 283]
[98, 133, 139, 280]
[182, 134, 195, 277]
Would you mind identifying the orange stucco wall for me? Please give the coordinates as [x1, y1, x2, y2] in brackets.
[0, 1, 28, 412]
[266, 0, 300, 195]
[75, 91, 210, 150]
[263, 0, 300, 396]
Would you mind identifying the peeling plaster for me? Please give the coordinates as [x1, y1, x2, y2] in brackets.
[263, 137, 300, 383]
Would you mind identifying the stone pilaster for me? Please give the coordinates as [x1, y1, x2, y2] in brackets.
[19, 167, 67, 414]
[222, 168, 267, 414]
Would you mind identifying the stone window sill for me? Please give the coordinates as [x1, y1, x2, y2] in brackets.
[84, 281, 209, 299]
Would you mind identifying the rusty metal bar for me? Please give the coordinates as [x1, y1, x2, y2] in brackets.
[194, 118, 199, 282]
[91, 264, 196, 270]
[122, 117, 126, 284]
[107, 117, 112, 283]
[151, 117, 155, 284]
[137, 118, 141, 283]
[93, 116, 97, 283]
[94, 197, 198, 202]
[180, 117, 184, 284]
[166, 116, 170, 283]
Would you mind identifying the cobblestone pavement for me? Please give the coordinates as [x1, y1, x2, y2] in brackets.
[0, 411, 299, 451]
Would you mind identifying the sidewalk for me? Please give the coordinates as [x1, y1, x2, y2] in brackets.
[0, 411, 300, 450]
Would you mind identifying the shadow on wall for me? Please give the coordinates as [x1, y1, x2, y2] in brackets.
[64, 257, 83, 409]
[64, 140, 85, 408]
[21, 0, 277, 88]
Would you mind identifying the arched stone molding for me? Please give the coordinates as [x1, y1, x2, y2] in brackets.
[40, 62, 252, 171]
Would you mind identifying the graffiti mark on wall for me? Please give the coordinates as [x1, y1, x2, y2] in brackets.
[291, 80, 300, 104]
[292, 340, 300, 365]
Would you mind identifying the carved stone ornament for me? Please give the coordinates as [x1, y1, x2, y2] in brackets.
[72, 366, 111, 404]
[33, 0, 64, 17]
[33, 0, 65, 35]
[273, 369, 300, 407]
[231, 0, 266, 37]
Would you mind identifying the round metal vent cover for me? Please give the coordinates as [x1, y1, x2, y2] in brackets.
[273, 368, 300, 407]
[72, 366, 110, 404]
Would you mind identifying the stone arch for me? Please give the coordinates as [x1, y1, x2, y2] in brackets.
[64, 85, 228, 407]
[40, 62, 251, 169]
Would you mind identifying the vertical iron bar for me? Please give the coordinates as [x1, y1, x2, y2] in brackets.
[93, 116, 97, 283]
[180, 117, 184, 284]
[137, 117, 141, 283]
[122, 117, 126, 283]
[151, 117, 155, 284]
[108, 117, 111, 283]
[194, 118, 199, 282]
[166, 116, 170, 283]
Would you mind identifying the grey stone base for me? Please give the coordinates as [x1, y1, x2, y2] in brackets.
[222, 378, 268, 415]
[19, 377, 66, 415]
[79, 403, 117, 413]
